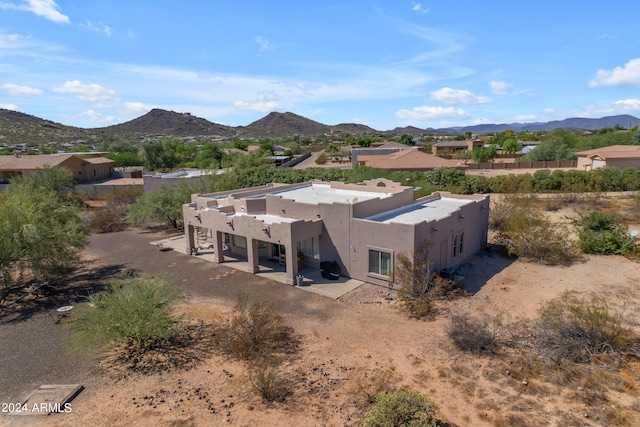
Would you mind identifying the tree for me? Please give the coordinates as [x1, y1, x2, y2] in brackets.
[107, 151, 142, 174]
[453, 149, 472, 165]
[502, 138, 521, 154]
[194, 143, 223, 169]
[128, 184, 200, 229]
[140, 138, 180, 170]
[471, 145, 498, 163]
[0, 168, 88, 297]
[128, 180, 209, 230]
[399, 133, 415, 146]
[632, 129, 640, 145]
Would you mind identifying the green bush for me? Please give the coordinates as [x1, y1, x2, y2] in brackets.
[362, 390, 439, 427]
[69, 275, 185, 352]
[315, 153, 327, 164]
[577, 211, 631, 254]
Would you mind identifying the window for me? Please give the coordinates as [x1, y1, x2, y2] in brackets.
[297, 236, 320, 260]
[369, 249, 391, 277]
[452, 231, 464, 258]
[232, 234, 246, 249]
[93, 168, 97, 177]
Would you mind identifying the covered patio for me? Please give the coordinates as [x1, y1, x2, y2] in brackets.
[151, 235, 364, 299]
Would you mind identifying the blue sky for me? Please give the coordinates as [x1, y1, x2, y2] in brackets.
[1, 1, 639, 131]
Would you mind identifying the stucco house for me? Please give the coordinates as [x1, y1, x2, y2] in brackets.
[431, 139, 485, 156]
[183, 179, 489, 287]
[0, 153, 114, 184]
[356, 150, 462, 171]
[576, 145, 640, 171]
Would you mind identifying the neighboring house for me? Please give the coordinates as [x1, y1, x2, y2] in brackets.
[431, 139, 484, 156]
[576, 145, 640, 171]
[143, 169, 223, 192]
[356, 150, 463, 171]
[183, 178, 489, 287]
[351, 141, 417, 167]
[0, 153, 114, 184]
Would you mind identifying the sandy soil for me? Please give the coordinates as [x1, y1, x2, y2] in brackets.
[2, 198, 640, 427]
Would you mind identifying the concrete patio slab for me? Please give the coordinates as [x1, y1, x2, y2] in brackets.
[150, 235, 364, 299]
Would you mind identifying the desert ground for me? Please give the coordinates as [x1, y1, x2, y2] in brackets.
[1, 195, 639, 427]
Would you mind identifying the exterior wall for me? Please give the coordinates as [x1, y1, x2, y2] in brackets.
[183, 181, 490, 287]
[350, 147, 415, 167]
[577, 156, 591, 170]
[349, 192, 489, 287]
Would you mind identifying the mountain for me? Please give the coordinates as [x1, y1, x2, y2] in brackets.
[240, 112, 330, 138]
[435, 115, 640, 134]
[1, 108, 639, 146]
[389, 125, 431, 135]
[0, 109, 92, 144]
[96, 109, 237, 139]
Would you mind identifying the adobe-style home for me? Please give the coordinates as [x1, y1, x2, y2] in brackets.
[0, 153, 114, 184]
[356, 150, 462, 171]
[575, 145, 640, 170]
[183, 179, 489, 286]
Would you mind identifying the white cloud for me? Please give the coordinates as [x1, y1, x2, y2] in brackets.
[255, 36, 275, 53]
[412, 3, 430, 14]
[1, 83, 43, 96]
[0, 0, 69, 23]
[79, 109, 116, 123]
[430, 87, 491, 105]
[0, 103, 19, 110]
[81, 20, 112, 36]
[589, 58, 640, 87]
[124, 102, 155, 114]
[490, 80, 512, 95]
[52, 80, 116, 101]
[234, 100, 280, 112]
[613, 99, 640, 111]
[515, 114, 536, 122]
[396, 106, 468, 120]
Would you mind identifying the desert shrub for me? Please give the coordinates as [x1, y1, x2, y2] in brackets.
[362, 390, 439, 427]
[250, 361, 290, 403]
[534, 292, 640, 366]
[69, 275, 185, 353]
[88, 207, 128, 233]
[215, 295, 296, 361]
[577, 211, 632, 254]
[315, 153, 327, 164]
[447, 314, 503, 355]
[395, 244, 465, 320]
[490, 194, 580, 265]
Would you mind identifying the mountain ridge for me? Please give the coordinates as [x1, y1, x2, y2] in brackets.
[0, 108, 638, 144]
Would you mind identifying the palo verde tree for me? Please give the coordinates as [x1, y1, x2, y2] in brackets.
[0, 167, 88, 298]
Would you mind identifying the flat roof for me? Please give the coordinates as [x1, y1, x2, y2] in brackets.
[276, 183, 392, 205]
[234, 213, 296, 224]
[365, 197, 473, 224]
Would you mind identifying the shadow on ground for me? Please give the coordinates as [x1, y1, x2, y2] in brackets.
[0, 262, 127, 325]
